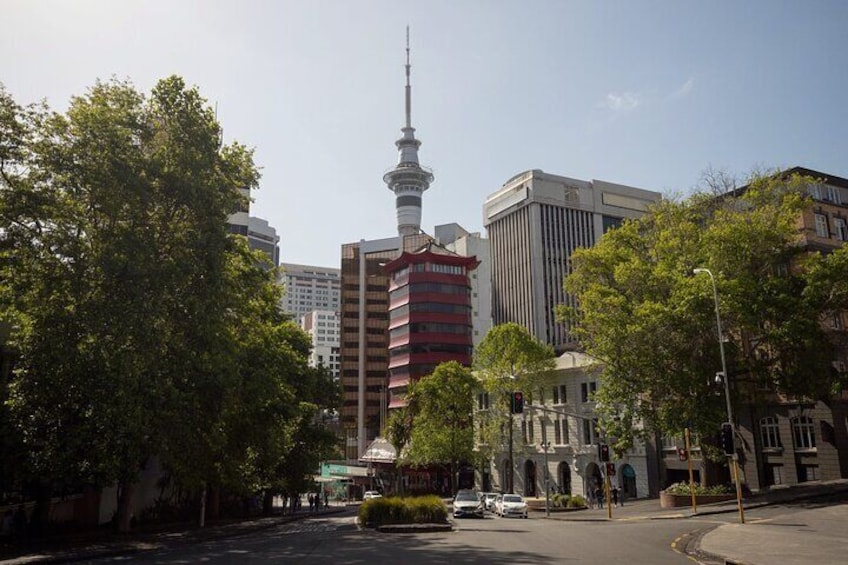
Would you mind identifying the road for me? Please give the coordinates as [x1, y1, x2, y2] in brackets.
[88, 509, 705, 564]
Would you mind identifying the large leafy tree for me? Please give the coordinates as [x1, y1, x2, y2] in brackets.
[561, 171, 848, 456]
[405, 361, 477, 494]
[473, 323, 555, 492]
[0, 77, 318, 531]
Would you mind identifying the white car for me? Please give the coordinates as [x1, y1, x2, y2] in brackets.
[480, 492, 499, 512]
[452, 489, 484, 518]
[363, 490, 382, 500]
[495, 493, 528, 518]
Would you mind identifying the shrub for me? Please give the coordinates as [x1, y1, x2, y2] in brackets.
[551, 493, 567, 508]
[358, 495, 447, 527]
[663, 482, 733, 496]
[567, 494, 586, 508]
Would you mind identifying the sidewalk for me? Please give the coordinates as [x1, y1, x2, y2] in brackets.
[0, 505, 347, 565]
[534, 479, 848, 564]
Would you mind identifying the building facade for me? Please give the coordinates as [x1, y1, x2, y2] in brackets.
[734, 167, 848, 491]
[435, 223, 493, 348]
[279, 263, 341, 321]
[477, 352, 652, 501]
[484, 169, 661, 353]
[384, 241, 478, 409]
[300, 309, 341, 379]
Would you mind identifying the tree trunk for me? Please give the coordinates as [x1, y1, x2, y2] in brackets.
[199, 482, 207, 528]
[116, 480, 135, 533]
[207, 484, 220, 520]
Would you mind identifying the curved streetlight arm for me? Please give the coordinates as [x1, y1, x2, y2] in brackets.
[693, 268, 733, 428]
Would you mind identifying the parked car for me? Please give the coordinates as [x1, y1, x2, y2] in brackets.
[495, 493, 528, 518]
[452, 489, 484, 518]
[363, 491, 382, 500]
[480, 492, 499, 512]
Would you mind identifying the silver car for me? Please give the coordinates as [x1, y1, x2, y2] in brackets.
[453, 489, 484, 518]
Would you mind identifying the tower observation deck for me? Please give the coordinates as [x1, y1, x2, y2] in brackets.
[383, 27, 434, 236]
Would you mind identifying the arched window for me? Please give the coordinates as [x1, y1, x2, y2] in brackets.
[792, 416, 816, 450]
[760, 416, 781, 450]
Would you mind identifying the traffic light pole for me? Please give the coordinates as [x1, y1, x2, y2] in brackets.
[508, 410, 514, 493]
[695, 267, 745, 525]
[685, 427, 697, 514]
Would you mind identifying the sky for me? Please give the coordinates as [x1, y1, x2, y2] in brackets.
[3, 0, 848, 267]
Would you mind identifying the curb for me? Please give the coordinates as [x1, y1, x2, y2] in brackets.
[0, 508, 347, 565]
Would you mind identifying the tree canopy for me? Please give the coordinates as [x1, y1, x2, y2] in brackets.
[473, 323, 555, 487]
[560, 171, 848, 455]
[0, 78, 338, 530]
[405, 361, 477, 493]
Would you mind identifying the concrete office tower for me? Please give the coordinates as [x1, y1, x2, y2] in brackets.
[383, 28, 434, 236]
[247, 216, 280, 267]
[279, 263, 341, 321]
[484, 169, 662, 352]
[435, 223, 493, 348]
[301, 310, 341, 379]
[339, 234, 433, 461]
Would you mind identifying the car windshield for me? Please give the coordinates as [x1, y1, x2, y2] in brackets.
[455, 492, 478, 501]
[503, 495, 522, 503]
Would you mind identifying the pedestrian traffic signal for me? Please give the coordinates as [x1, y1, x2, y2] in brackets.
[678, 447, 688, 462]
[720, 422, 735, 456]
[599, 443, 610, 462]
[606, 462, 616, 476]
[511, 391, 524, 414]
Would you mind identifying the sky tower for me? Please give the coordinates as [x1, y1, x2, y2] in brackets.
[383, 27, 434, 236]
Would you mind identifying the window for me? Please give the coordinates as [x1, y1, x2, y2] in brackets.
[760, 417, 781, 450]
[580, 381, 597, 403]
[814, 213, 829, 238]
[582, 418, 598, 445]
[528, 416, 534, 442]
[477, 392, 490, 410]
[771, 464, 784, 486]
[834, 218, 848, 241]
[554, 420, 562, 445]
[800, 465, 820, 482]
[563, 419, 569, 443]
[826, 185, 841, 204]
[552, 384, 567, 404]
[521, 420, 528, 444]
[792, 416, 816, 450]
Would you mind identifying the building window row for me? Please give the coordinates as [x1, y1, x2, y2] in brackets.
[389, 323, 472, 339]
[389, 343, 473, 357]
[389, 303, 471, 319]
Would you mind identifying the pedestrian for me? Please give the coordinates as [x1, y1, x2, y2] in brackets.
[308, 493, 314, 512]
[323, 490, 329, 509]
[594, 486, 604, 509]
[611, 486, 619, 507]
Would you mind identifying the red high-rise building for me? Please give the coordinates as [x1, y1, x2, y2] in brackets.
[384, 242, 479, 408]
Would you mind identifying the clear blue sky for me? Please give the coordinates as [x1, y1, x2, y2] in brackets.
[3, 1, 847, 267]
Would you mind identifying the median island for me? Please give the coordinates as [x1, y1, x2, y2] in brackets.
[358, 495, 452, 532]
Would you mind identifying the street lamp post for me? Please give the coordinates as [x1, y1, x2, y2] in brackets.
[694, 267, 745, 524]
[540, 441, 551, 517]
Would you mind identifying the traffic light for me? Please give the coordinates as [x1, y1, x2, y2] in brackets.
[599, 443, 610, 462]
[606, 462, 616, 476]
[720, 422, 735, 456]
[678, 447, 689, 462]
[511, 391, 524, 414]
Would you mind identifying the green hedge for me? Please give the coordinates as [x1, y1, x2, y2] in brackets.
[358, 495, 448, 527]
[663, 482, 733, 496]
[550, 493, 587, 508]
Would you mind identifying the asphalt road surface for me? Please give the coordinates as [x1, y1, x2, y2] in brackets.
[90, 509, 706, 564]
